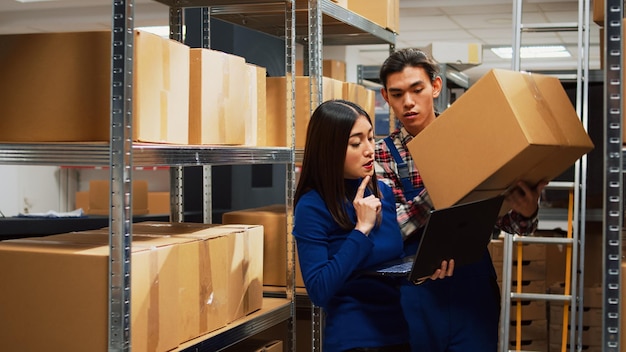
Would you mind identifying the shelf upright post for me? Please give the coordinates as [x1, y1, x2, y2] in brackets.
[308, 0, 324, 350]
[284, 2, 297, 350]
[109, 0, 134, 350]
[603, 0, 623, 350]
[201, 6, 213, 225]
[167, 6, 187, 224]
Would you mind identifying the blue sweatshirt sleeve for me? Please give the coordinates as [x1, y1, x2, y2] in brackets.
[293, 191, 374, 308]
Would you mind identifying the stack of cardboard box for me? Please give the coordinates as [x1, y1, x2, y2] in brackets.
[0, 222, 264, 351]
[547, 283, 603, 352]
[222, 204, 305, 289]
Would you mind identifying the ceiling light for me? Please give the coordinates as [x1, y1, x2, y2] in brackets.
[490, 45, 571, 59]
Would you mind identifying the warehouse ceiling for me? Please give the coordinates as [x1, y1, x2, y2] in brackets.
[0, 0, 601, 83]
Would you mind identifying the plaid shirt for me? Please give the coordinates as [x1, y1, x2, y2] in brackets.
[374, 127, 537, 240]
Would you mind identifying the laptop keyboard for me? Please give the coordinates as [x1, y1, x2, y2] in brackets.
[377, 260, 413, 275]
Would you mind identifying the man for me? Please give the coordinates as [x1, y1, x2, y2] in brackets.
[374, 48, 547, 352]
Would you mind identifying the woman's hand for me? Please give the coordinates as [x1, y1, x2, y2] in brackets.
[353, 175, 381, 236]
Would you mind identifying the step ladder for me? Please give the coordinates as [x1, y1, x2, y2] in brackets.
[499, 182, 578, 352]
[499, 0, 592, 351]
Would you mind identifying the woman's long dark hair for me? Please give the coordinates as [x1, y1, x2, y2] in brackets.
[295, 99, 381, 231]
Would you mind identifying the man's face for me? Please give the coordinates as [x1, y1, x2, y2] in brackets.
[381, 65, 442, 136]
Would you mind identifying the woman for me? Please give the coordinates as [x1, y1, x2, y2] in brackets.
[293, 99, 447, 352]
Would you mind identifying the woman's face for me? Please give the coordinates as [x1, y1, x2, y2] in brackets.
[344, 115, 375, 179]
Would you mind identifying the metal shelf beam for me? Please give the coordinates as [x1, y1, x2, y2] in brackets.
[0, 144, 292, 167]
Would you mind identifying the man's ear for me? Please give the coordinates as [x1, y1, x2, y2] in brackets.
[380, 87, 389, 103]
[432, 76, 443, 99]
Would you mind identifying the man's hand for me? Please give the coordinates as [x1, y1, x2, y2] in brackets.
[504, 180, 548, 218]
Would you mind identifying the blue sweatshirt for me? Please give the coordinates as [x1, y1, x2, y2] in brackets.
[293, 179, 409, 352]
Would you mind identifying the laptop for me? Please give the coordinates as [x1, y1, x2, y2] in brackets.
[366, 195, 505, 283]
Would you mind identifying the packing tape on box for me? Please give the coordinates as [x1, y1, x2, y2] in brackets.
[148, 248, 160, 352]
[199, 240, 212, 334]
[161, 39, 170, 141]
[161, 91, 168, 139]
[522, 73, 568, 144]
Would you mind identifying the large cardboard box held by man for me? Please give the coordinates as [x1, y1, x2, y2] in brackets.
[408, 68, 594, 210]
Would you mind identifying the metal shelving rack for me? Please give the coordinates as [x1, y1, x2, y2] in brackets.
[603, 0, 622, 350]
[0, 1, 299, 351]
[0, 1, 399, 351]
[302, 1, 397, 350]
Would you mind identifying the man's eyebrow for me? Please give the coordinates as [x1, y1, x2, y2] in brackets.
[387, 81, 424, 92]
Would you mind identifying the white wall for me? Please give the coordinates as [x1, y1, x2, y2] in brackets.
[0, 165, 170, 217]
[0, 165, 62, 216]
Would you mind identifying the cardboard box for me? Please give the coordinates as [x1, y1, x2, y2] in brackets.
[266, 76, 344, 148]
[130, 225, 236, 341]
[0, 30, 190, 143]
[329, 0, 348, 9]
[0, 31, 111, 142]
[509, 300, 547, 321]
[548, 282, 604, 309]
[131, 222, 264, 322]
[148, 191, 170, 214]
[550, 305, 602, 327]
[347, 0, 399, 33]
[76, 190, 167, 215]
[496, 280, 547, 295]
[75, 190, 89, 212]
[46, 227, 236, 342]
[489, 239, 546, 262]
[549, 323, 601, 347]
[85, 179, 149, 215]
[295, 59, 347, 81]
[408, 69, 594, 210]
[0, 235, 183, 352]
[189, 48, 228, 145]
[223, 53, 249, 145]
[342, 82, 375, 118]
[245, 63, 268, 146]
[493, 260, 546, 281]
[44, 223, 263, 343]
[593, 0, 604, 27]
[508, 319, 548, 341]
[222, 205, 305, 288]
[189, 48, 259, 146]
[508, 339, 547, 352]
[550, 344, 601, 352]
[133, 29, 190, 144]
